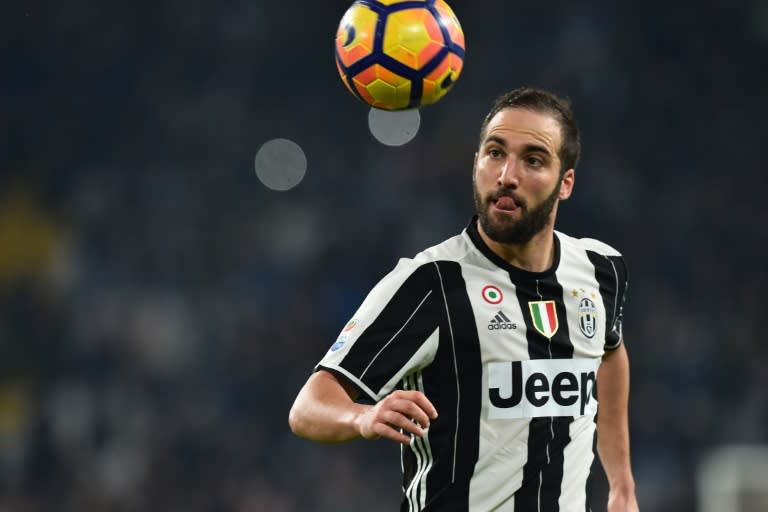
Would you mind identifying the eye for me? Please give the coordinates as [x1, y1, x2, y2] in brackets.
[488, 148, 504, 158]
[525, 155, 545, 167]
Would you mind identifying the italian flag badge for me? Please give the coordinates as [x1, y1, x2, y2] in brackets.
[528, 300, 559, 338]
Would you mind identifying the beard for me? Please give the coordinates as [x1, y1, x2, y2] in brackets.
[474, 178, 561, 245]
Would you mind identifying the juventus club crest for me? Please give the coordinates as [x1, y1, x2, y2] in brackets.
[578, 298, 598, 338]
[528, 300, 559, 338]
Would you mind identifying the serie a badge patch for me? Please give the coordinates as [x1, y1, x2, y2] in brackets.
[528, 300, 559, 338]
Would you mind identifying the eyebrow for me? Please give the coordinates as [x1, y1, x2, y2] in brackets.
[482, 135, 553, 156]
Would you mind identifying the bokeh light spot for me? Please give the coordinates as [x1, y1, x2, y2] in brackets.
[367, 108, 421, 146]
[254, 138, 307, 191]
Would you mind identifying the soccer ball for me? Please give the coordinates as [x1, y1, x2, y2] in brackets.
[335, 0, 465, 110]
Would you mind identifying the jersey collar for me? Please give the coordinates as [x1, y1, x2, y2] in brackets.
[465, 215, 560, 280]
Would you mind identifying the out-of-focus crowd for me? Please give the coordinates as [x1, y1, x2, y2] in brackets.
[1, 1, 766, 510]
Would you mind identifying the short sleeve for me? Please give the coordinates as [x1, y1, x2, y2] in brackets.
[316, 260, 443, 401]
[604, 256, 628, 350]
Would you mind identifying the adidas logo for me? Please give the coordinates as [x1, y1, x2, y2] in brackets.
[488, 311, 517, 330]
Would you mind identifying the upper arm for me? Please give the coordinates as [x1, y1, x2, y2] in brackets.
[602, 339, 627, 362]
[289, 369, 368, 443]
[312, 368, 361, 402]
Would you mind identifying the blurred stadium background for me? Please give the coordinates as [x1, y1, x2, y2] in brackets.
[2, 1, 767, 510]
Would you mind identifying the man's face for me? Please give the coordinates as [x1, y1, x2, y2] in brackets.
[473, 108, 574, 245]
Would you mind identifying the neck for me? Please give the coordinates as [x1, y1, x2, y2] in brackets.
[477, 222, 556, 273]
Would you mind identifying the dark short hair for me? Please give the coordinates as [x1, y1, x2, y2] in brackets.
[478, 87, 581, 174]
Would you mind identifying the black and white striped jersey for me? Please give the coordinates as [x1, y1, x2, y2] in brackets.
[316, 218, 628, 512]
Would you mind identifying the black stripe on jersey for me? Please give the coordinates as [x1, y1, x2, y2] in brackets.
[586, 252, 628, 350]
[514, 273, 574, 512]
[339, 263, 443, 397]
[399, 261, 482, 512]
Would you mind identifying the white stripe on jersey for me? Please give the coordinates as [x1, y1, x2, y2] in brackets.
[555, 239, 610, 359]
[471, 273, 528, 510]
[403, 374, 421, 510]
[404, 373, 434, 511]
[416, 372, 434, 509]
[559, 417, 597, 511]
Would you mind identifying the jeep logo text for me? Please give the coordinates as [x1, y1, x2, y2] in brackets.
[487, 359, 600, 419]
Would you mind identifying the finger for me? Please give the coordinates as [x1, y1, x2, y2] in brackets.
[390, 391, 439, 420]
[372, 422, 413, 445]
[381, 411, 426, 438]
[412, 393, 438, 420]
[389, 399, 433, 430]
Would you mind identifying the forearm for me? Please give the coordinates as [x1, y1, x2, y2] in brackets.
[597, 343, 636, 492]
[289, 370, 369, 443]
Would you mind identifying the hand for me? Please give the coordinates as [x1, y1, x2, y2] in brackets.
[355, 390, 438, 445]
[607, 487, 639, 512]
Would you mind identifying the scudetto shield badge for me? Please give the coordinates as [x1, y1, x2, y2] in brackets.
[528, 300, 559, 338]
[578, 297, 598, 339]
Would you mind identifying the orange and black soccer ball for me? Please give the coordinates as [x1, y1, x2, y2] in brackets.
[335, 0, 465, 110]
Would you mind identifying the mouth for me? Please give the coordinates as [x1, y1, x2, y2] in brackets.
[492, 195, 519, 212]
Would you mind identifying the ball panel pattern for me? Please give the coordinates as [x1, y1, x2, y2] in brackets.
[336, 4, 378, 69]
[383, 9, 444, 70]
[352, 64, 412, 110]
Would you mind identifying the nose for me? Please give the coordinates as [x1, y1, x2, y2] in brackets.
[497, 159, 519, 188]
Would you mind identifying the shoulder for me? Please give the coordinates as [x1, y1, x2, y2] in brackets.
[374, 232, 474, 290]
[556, 231, 623, 259]
[376, 234, 464, 283]
[557, 231, 629, 286]
[412, 232, 474, 264]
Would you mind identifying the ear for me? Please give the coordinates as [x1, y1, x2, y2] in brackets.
[559, 168, 575, 200]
